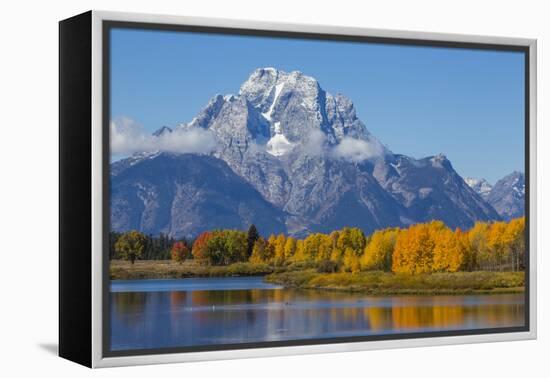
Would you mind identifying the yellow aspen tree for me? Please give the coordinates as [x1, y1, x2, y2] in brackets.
[361, 229, 398, 271]
[343, 247, 360, 273]
[306, 233, 324, 261]
[317, 234, 333, 261]
[283, 237, 297, 260]
[266, 234, 277, 264]
[330, 247, 344, 265]
[329, 231, 340, 249]
[433, 228, 465, 272]
[349, 227, 367, 254]
[249, 238, 267, 264]
[336, 228, 351, 253]
[392, 227, 411, 273]
[468, 222, 490, 270]
[392, 223, 435, 274]
[273, 234, 287, 265]
[292, 239, 306, 262]
[487, 222, 508, 271]
[504, 217, 525, 271]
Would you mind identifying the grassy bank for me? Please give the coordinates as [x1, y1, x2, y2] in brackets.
[265, 270, 525, 295]
[111, 260, 524, 295]
[110, 260, 274, 280]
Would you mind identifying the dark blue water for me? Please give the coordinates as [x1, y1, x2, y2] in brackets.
[110, 276, 525, 351]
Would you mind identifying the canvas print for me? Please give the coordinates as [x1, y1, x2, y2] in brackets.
[107, 27, 527, 353]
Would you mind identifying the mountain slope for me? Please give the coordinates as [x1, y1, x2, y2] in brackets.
[465, 172, 525, 220]
[486, 171, 525, 220]
[373, 154, 501, 229]
[110, 153, 287, 238]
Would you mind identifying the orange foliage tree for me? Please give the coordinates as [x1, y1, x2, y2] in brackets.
[171, 241, 190, 264]
[433, 228, 466, 272]
[361, 228, 399, 271]
[392, 221, 444, 274]
[192, 231, 212, 265]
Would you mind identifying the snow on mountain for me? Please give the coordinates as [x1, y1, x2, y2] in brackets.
[486, 171, 525, 220]
[372, 154, 500, 228]
[266, 122, 294, 156]
[261, 82, 285, 121]
[465, 177, 493, 198]
[464, 173, 525, 220]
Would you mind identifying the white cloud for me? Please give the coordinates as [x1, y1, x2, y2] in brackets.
[331, 137, 384, 163]
[110, 117, 217, 157]
[302, 129, 327, 157]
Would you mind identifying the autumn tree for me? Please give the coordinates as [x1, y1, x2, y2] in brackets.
[115, 230, 146, 264]
[392, 222, 441, 274]
[249, 237, 274, 264]
[273, 234, 287, 265]
[337, 227, 367, 255]
[171, 241, 190, 264]
[433, 228, 466, 272]
[303, 233, 321, 261]
[284, 237, 297, 260]
[467, 222, 489, 270]
[192, 231, 213, 265]
[204, 230, 248, 265]
[246, 224, 260, 259]
[223, 230, 248, 264]
[487, 222, 508, 271]
[342, 247, 361, 273]
[361, 228, 399, 271]
[318, 234, 334, 262]
[328, 231, 343, 264]
[505, 217, 525, 271]
[291, 239, 306, 262]
[330, 247, 344, 265]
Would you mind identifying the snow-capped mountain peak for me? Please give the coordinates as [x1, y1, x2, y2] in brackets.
[465, 177, 493, 197]
[486, 171, 525, 220]
[110, 67, 509, 238]
[465, 172, 525, 220]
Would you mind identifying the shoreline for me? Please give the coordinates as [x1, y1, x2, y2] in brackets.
[264, 283, 524, 296]
[110, 259, 274, 280]
[110, 260, 524, 295]
[265, 270, 525, 295]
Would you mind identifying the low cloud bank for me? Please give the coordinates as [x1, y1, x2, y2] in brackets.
[331, 137, 385, 163]
[302, 130, 327, 157]
[301, 130, 385, 163]
[111, 117, 384, 164]
[110, 117, 217, 156]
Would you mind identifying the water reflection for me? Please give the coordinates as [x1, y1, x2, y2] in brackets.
[110, 277, 525, 351]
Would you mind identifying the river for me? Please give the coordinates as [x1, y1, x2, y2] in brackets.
[110, 276, 524, 351]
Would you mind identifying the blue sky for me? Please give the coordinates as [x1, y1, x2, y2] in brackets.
[110, 28, 525, 184]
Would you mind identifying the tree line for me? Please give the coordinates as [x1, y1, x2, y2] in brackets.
[110, 231, 184, 262]
[111, 217, 525, 274]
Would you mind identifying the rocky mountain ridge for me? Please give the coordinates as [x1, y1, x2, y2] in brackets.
[111, 68, 505, 238]
[466, 172, 525, 220]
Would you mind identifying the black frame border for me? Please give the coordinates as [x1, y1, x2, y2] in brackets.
[59, 11, 93, 367]
[101, 20, 531, 358]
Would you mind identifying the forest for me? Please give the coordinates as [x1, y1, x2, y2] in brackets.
[110, 217, 525, 274]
